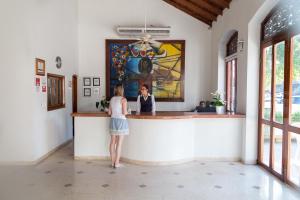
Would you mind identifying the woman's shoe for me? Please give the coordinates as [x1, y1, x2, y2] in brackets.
[114, 163, 124, 168]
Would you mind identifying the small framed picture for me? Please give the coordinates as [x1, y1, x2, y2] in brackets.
[93, 87, 100, 95]
[93, 77, 100, 86]
[35, 58, 45, 76]
[83, 77, 91, 86]
[84, 88, 91, 97]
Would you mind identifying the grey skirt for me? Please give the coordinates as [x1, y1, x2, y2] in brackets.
[110, 118, 129, 135]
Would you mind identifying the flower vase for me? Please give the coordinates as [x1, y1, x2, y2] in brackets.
[216, 106, 225, 114]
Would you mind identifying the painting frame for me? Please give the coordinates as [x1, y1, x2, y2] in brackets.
[93, 77, 100, 86]
[35, 58, 46, 76]
[105, 39, 185, 102]
[83, 77, 91, 86]
[83, 88, 91, 97]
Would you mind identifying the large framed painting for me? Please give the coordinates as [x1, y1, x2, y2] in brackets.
[105, 39, 185, 102]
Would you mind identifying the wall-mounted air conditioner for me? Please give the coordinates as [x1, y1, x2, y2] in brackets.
[116, 26, 171, 37]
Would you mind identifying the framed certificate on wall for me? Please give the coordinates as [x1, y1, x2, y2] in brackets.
[83, 77, 91, 86]
[93, 77, 100, 86]
[35, 58, 45, 76]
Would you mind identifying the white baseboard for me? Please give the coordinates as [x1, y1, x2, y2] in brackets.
[194, 157, 241, 162]
[241, 159, 257, 165]
[0, 139, 72, 166]
[74, 156, 242, 166]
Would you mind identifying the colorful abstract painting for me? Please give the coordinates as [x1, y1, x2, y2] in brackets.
[105, 39, 185, 102]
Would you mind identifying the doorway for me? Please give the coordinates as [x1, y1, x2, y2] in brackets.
[258, 0, 300, 188]
[72, 74, 78, 137]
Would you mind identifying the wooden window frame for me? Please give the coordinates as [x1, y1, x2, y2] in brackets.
[225, 56, 237, 113]
[226, 32, 238, 57]
[47, 73, 65, 111]
[225, 31, 238, 113]
[258, 0, 300, 189]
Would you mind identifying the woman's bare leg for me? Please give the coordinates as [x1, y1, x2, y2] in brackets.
[115, 135, 124, 166]
[109, 135, 117, 166]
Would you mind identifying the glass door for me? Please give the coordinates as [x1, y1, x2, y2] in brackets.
[288, 34, 300, 187]
[259, 40, 286, 178]
[260, 45, 273, 168]
[259, 33, 300, 188]
[259, 0, 300, 189]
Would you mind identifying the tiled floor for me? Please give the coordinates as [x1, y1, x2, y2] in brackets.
[0, 143, 299, 200]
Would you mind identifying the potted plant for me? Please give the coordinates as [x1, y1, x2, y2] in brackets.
[211, 91, 226, 114]
[100, 96, 110, 112]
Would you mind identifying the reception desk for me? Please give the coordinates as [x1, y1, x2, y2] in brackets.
[72, 112, 245, 165]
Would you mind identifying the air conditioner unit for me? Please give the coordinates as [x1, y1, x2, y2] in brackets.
[116, 26, 171, 37]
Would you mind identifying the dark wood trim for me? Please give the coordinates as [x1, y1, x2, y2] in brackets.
[226, 61, 231, 111]
[189, 0, 223, 16]
[287, 125, 300, 134]
[270, 40, 275, 170]
[270, 42, 275, 123]
[48, 104, 66, 111]
[257, 40, 265, 163]
[209, 0, 230, 9]
[72, 74, 78, 137]
[47, 73, 65, 111]
[163, 0, 212, 26]
[258, 161, 284, 181]
[72, 75, 78, 113]
[162, 0, 232, 26]
[226, 31, 238, 56]
[105, 39, 110, 101]
[282, 35, 291, 182]
[171, 0, 217, 21]
[105, 39, 185, 102]
[47, 73, 65, 78]
[225, 58, 237, 112]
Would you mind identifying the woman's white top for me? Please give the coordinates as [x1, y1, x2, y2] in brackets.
[136, 94, 156, 113]
[110, 96, 126, 119]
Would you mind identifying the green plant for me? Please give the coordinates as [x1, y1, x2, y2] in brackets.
[211, 91, 226, 106]
[292, 112, 300, 122]
[263, 109, 300, 123]
[100, 97, 110, 110]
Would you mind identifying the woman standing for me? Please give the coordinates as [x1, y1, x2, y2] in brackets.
[108, 84, 129, 168]
[136, 84, 156, 113]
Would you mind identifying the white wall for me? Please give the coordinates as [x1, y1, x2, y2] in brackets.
[0, 0, 281, 163]
[77, 0, 212, 112]
[0, 0, 78, 162]
[211, 0, 279, 163]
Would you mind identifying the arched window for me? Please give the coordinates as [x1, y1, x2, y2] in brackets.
[258, 0, 300, 188]
[225, 32, 238, 113]
[262, 0, 300, 42]
[226, 32, 238, 56]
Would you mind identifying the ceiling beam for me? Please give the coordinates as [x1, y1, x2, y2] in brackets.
[209, 0, 230, 9]
[189, 0, 222, 16]
[163, 0, 212, 26]
[169, 0, 217, 21]
[184, 0, 219, 20]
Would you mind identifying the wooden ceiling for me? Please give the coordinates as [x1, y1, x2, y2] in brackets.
[163, 0, 232, 26]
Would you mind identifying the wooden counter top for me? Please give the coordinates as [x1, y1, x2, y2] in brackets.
[71, 112, 245, 119]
